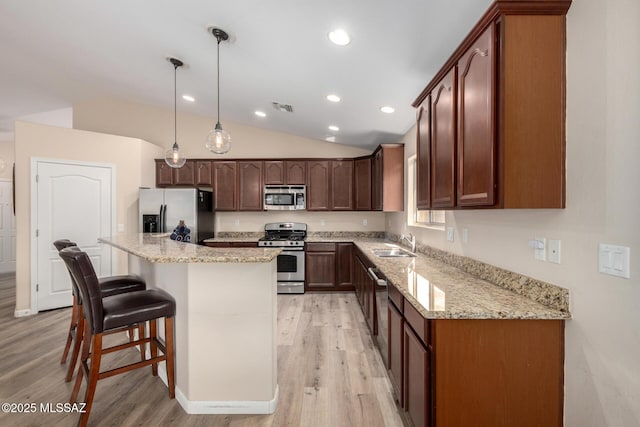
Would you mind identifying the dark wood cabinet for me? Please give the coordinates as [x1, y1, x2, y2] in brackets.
[371, 145, 404, 212]
[413, 1, 570, 209]
[353, 249, 376, 334]
[195, 161, 212, 186]
[237, 161, 263, 211]
[330, 160, 353, 210]
[388, 298, 404, 406]
[336, 243, 353, 289]
[306, 242, 353, 292]
[457, 24, 496, 207]
[173, 161, 196, 186]
[155, 160, 174, 187]
[285, 161, 306, 185]
[404, 323, 431, 427]
[212, 161, 237, 211]
[305, 242, 336, 290]
[264, 161, 284, 185]
[431, 67, 457, 209]
[416, 98, 431, 210]
[307, 160, 331, 211]
[354, 157, 372, 210]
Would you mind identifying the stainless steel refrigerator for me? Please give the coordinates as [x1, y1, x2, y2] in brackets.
[139, 188, 214, 244]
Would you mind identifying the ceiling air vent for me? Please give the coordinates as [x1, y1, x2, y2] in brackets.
[272, 102, 294, 113]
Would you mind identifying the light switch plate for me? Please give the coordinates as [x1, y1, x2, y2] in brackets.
[599, 244, 631, 278]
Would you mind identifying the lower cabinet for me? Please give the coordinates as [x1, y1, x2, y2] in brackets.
[404, 323, 431, 427]
[388, 287, 565, 427]
[305, 242, 353, 291]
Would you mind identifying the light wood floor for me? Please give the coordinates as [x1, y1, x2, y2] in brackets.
[0, 275, 404, 426]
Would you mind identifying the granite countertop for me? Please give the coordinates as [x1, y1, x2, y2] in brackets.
[351, 240, 570, 320]
[197, 233, 570, 320]
[99, 234, 281, 263]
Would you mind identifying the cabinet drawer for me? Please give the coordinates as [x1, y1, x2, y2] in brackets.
[388, 284, 404, 312]
[306, 242, 336, 252]
[404, 302, 429, 346]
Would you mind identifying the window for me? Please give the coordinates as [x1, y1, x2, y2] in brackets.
[407, 155, 445, 228]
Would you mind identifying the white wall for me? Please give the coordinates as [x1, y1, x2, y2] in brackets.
[74, 97, 385, 233]
[14, 122, 163, 313]
[387, 0, 640, 425]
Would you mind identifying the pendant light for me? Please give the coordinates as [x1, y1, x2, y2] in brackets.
[165, 57, 187, 168]
[205, 27, 231, 154]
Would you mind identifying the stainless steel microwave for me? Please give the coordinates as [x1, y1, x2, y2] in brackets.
[264, 185, 306, 210]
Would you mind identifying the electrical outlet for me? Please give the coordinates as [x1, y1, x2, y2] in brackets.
[363, 219, 368, 226]
[548, 240, 561, 264]
[532, 237, 546, 261]
[320, 219, 326, 226]
[446, 227, 454, 242]
[234, 219, 240, 226]
[462, 228, 468, 243]
[118, 224, 125, 232]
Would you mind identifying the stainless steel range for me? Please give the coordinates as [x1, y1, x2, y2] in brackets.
[258, 222, 307, 294]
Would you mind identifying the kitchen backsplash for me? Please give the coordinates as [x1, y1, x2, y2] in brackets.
[215, 211, 386, 233]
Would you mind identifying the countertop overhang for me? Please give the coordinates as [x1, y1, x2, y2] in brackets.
[99, 234, 281, 263]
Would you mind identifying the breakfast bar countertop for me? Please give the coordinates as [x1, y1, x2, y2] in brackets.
[99, 233, 281, 263]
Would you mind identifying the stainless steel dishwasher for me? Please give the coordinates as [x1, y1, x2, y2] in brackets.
[368, 267, 389, 367]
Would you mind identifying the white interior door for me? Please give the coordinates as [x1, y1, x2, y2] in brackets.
[33, 160, 114, 311]
[0, 180, 16, 273]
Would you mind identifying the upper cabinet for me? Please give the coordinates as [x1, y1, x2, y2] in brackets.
[212, 161, 237, 211]
[457, 25, 495, 207]
[264, 161, 284, 185]
[372, 144, 404, 212]
[412, 0, 571, 209]
[415, 100, 431, 210]
[354, 157, 372, 210]
[195, 161, 212, 186]
[237, 161, 263, 211]
[331, 160, 354, 210]
[307, 160, 331, 211]
[431, 68, 457, 209]
[285, 161, 306, 185]
[155, 160, 196, 187]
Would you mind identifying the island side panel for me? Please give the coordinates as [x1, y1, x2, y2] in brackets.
[186, 261, 278, 402]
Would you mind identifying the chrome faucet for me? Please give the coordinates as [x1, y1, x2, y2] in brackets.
[400, 233, 416, 253]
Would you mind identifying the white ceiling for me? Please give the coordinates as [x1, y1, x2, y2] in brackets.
[0, 0, 492, 149]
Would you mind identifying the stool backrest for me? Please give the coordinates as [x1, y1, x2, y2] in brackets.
[53, 239, 80, 298]
[59, 247, 104, 334]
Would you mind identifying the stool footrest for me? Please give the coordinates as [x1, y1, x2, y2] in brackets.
[97, 355, 167, 380]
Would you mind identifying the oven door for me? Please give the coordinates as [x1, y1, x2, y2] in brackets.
[277, 249, 305, 282]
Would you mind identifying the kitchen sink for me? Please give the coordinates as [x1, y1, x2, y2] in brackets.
[372, 248, 416, 258]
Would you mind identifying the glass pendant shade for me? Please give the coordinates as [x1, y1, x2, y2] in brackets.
[165, 57, 186, 168]
[165, 142, 186, 168]
[206, 122, 231, 154]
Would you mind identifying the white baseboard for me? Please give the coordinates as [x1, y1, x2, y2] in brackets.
[14, 308, 32, 317]
[157, 365, 279, 415]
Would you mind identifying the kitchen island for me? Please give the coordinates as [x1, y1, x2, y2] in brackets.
[98, 233, 281, 415]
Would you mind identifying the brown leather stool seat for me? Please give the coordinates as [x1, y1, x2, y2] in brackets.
[59, 246, 176, 427]
[53, 239, 146, 382]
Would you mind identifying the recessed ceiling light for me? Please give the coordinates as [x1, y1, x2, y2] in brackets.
[326, 94, 341, 103]
[380, 106, 395, 114]
[255, 111, 267, 117]
[182, 95, 195, 102]
[325, 136, 336, 142]
[328, 29, 350, 46]
[328, 125, 340, 132]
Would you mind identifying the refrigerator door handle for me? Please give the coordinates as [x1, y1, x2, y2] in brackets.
[159, 204, 165, 233]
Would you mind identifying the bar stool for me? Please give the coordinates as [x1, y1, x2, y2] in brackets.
[59, 247, 176, 427]
[53, 239, 146, 382]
